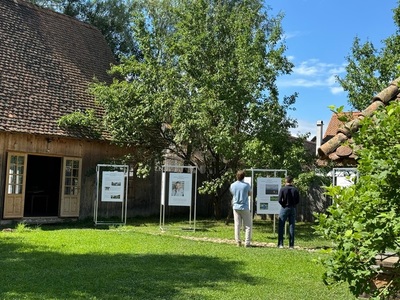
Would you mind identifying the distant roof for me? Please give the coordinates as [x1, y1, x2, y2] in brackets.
[317, 78, 400, 166]
[323, 112, 362, 142]
[0, 0, 115, 140]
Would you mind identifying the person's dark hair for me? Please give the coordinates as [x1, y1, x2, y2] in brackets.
[236, 170, 245, 181]
[285, 176, 293, 183]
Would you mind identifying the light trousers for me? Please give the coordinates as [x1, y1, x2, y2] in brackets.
[233, 209, 252, 246]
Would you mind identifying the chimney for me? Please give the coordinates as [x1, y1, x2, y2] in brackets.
[316, 120, 324, 156]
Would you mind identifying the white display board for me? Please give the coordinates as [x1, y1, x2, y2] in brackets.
[94, 164, 128, 226]
[168, 173, 192, 206]
[245, 168, 287, 235]
[161, 172, 166, 205]
[160, 165, 198, 232]
[101, 171, 125, 202]
[332, 168, 358, 187]
[336, 176, 355, 187]
[256, 177, 282, 214]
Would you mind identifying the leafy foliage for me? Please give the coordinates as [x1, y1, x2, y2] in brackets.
[337, 4, 400, 111]
[295, 170, 331, 198]
[315, 100, 400, 299]
[57, 109, 97, 128]
[57, 109, 102, 138]
[90, 0, 312, 218]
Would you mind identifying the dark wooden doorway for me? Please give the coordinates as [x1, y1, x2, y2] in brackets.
[24, 155, 61, 217]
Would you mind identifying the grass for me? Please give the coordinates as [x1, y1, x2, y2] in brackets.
[0, 218, 356, 300]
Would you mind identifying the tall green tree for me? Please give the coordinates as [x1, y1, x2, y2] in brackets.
[91, 0, 309, 218]
[30, 0, 138, 59]
[337, 2, 400, 111]
[315, 100, 400, 299]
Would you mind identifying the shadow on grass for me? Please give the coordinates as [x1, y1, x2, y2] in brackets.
[0, 239, 258, 300]
[252, 220, 320, 242]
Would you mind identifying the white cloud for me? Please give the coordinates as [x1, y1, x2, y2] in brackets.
[290, 119, 316, 137]
[328, 66, 346, 74]
[279, 78, 324, 87]
[287, 55, 295, 61]
[330, 86, 344, 94]
[295, 62, 319, 76]
[326, 74, 337, 85]
[290, 118, 331, 139]
[282, 31, 304, 41]
[278, 58, 346, 95]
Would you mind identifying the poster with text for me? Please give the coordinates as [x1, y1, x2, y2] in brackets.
[256, 177, 281, 214]
[101, 171, 125, 202]
[169, 173, 192, 206]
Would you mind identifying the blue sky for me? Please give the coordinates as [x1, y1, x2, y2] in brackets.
[265, 0, 398, 138]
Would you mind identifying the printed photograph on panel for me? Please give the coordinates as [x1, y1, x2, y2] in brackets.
[171, 181, 185, 196]
[265, 184, 279, 195]
[270, 196, 279, 201]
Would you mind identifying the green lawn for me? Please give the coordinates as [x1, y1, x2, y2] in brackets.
[0, 218, 355, 300]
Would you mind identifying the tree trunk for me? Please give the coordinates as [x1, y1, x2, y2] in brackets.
[212, 197, 222, 220]
[225, 206, 233, 225]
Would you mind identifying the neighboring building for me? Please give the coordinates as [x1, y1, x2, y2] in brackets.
[315, 112, 362, 166]
[0, 0, 141, 222]
[318, 78, 400, 165]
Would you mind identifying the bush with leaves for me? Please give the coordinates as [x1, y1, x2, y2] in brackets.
[58, 109, 102, 138]
[315, 100, 400, 299]
[295, 170, 331, 197]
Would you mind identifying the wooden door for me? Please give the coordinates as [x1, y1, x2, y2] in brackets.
[60, 157, 82, 217]
[3, 153, 27, 218]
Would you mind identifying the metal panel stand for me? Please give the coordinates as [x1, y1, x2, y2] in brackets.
[160, 165, 198, 232]
[94, 164, 129, 226]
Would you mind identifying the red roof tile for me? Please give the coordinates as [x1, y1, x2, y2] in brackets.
[323, 112, 362, 141]
[318, 79, 400, 166]
[0, 0, 115, 140]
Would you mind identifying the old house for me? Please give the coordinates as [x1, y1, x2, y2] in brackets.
[0, 0, 151, 223]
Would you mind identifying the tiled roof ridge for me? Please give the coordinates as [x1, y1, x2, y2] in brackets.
[12, 0, 99, 32]
[323, 111, 362, 140]
[318, 77, 400, 159]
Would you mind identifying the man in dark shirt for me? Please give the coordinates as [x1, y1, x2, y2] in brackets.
[277, 176, 300, 249]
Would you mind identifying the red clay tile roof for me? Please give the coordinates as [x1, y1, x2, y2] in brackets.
[323, 112, 362, 142]
[0, 0, 115, 140]
[317, 78, 400, 166]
